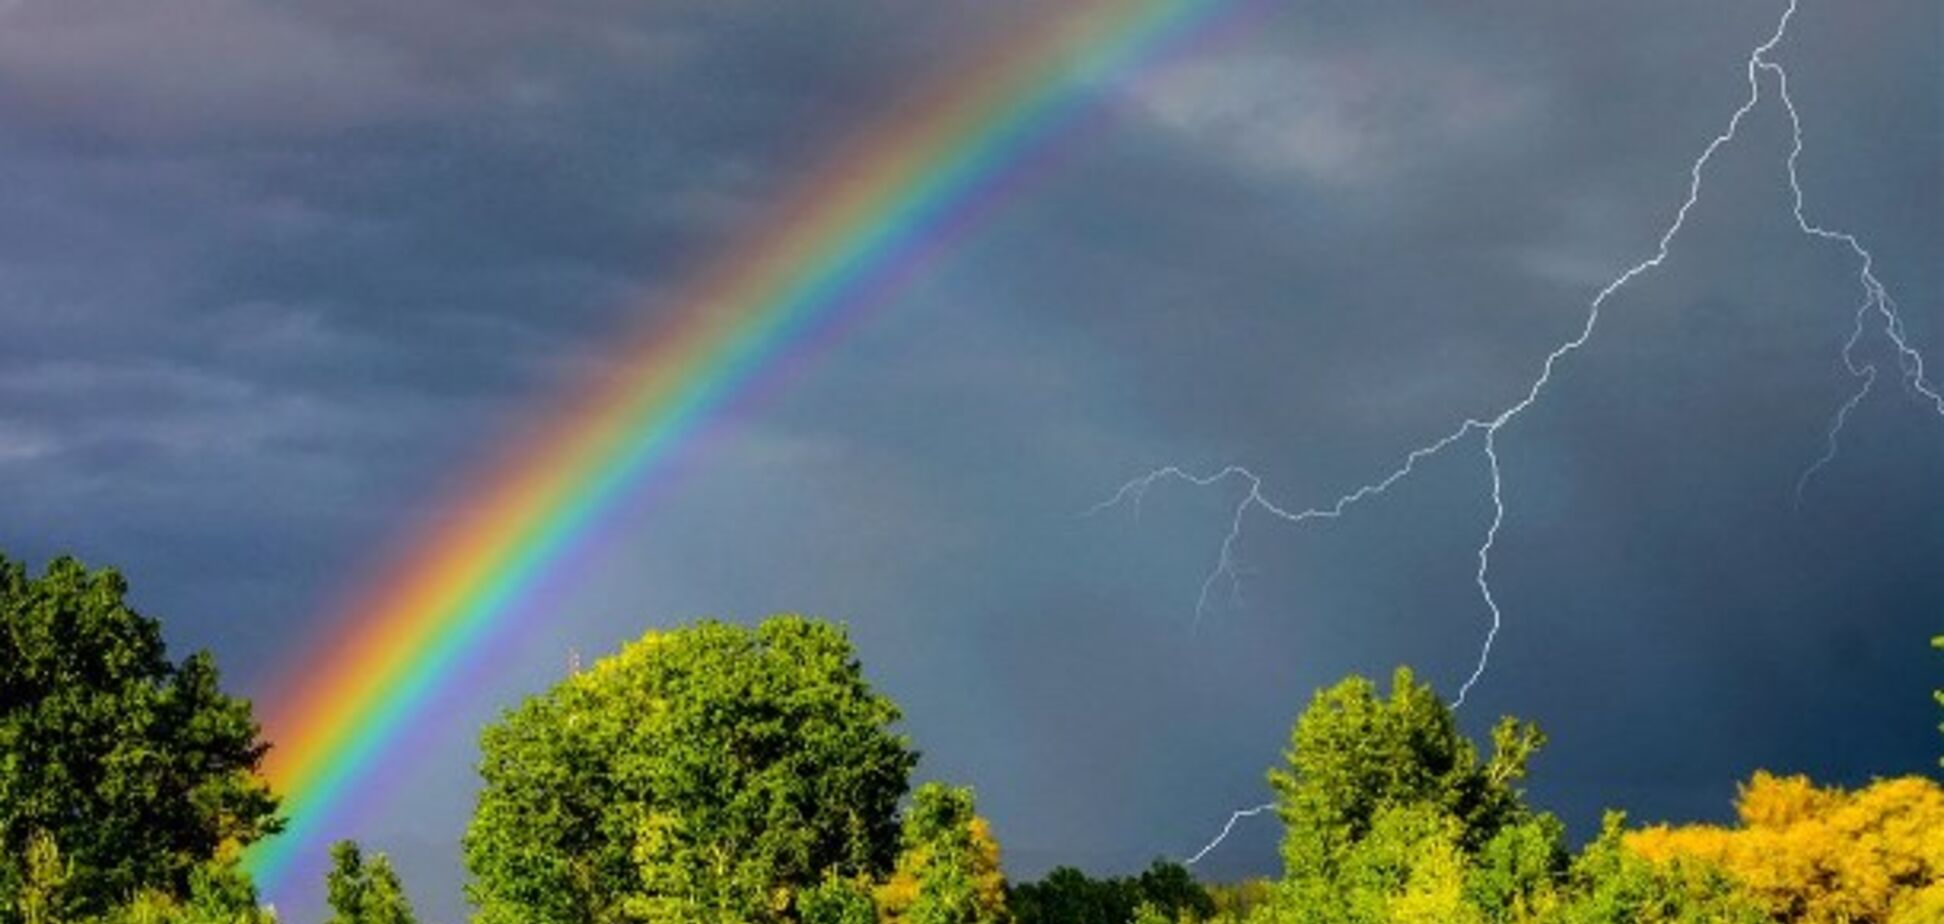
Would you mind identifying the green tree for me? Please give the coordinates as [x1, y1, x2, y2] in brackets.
[1009, 861, 1211, 924]
[464, 617, 918, 924]
[1329, 804, 1478, 924]
[0, 555, 280, 922]
[1008, 867, 1122, 924]
[324, 842, 417, 924]
[876, 784, 1008, 924]
[84, 854, 275, 924]
[1203, 879, 1272, 924]
[1263, 668, 1555, 924]
[1463, 815, 1567, 923]
[1547, 814, 1761, 924]
[1130, 862, 1214, 923]
[797, 875, 875, 924]
[12, 832, 69, 924]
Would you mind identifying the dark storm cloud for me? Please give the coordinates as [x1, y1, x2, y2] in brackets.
[0, 0, 1026, 638]
[2, 1, 1939, 921]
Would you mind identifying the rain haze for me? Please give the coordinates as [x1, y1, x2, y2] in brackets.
[1, 1, 1940, 921]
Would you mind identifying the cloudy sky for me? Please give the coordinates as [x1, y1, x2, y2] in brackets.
[2, 0, 1940, 920]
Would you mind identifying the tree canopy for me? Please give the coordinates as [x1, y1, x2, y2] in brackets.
[1628, 773, 1944, 924]
[463, 616, 919, 924]
[876, 784, 1008, 924]
[325, 841, 419, 924]
[0, 554, 279, 923]
[1236, 666, 1796, 924]
[1546, 813, 1764, 924]
[1263, 667, 1551, 924]
[4, 543, 1937, 924]
[1009, 861, 1213, 924]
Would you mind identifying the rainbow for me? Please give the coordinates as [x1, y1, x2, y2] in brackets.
[247, 0, 1233, 901]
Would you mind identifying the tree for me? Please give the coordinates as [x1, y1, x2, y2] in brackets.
[12, 832, 68, 924]
[1008, 867, 1122, 924]
[324, 842, 417, 924]
[1464, 815, 1567, 923]
[0, 555, 280, 922]
[1129, 862, 1214, 923]
[798, 875, 876, 924]
[1264, 667, 1554, 924]
[1203, 879, 1273, 923]
[1333, 804, 1482, 924]
[464, 617, 918, 924]
[1553, 813, 1762, 924]
[876, 784, 1008, 924]
[1009, 861, 1212, 924]
[1626, 772, 1944, 924]
[84, 856, 276, 924]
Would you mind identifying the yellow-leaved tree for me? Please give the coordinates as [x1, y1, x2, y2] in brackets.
[1626, 772, 1944, 924]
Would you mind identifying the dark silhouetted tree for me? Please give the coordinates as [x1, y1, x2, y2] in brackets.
[0, 554, 279, 922]
[1009, 861, 1211, 924]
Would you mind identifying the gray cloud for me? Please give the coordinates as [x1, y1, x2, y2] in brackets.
[2, 1, 1939, 921]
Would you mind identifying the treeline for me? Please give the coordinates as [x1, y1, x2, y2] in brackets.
[1009, 862, 1214, 924]
[2, 553, 1941, 923]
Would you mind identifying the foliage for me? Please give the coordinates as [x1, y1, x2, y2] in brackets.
[1126, 861, 1214, 923]
[85, 893, 266, 924]
[324, 842, 417, 924]
[463, 616, 918, 924]
[12, 832, 69, 924]
[1227, 657, 1944, 923]
[5, 540, 1932, 924]
[876, 784, 1008, 924]
[1545, 813, 1764, 924]
[1463, 814, 1567, 922]
[1627, 772, 1944, 924]
[1203, 879, 1273, 923]
[1008, 861, 1213, 924]
[81, 851, 276, 924]
[1333, 803, 1481, 924]
[1262, 667, 1555, 924]
[1008, 867, 1122, 924]
[0, 555, 280, 923]
[799, 875, 877, 924]
[1890, 883, 1944, 924]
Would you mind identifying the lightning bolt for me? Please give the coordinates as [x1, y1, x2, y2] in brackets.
[1183, 802, 1275, 867]
[1779, 44, 1944, 501]
[1110, 0, 1944, 866]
